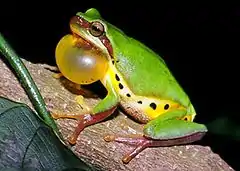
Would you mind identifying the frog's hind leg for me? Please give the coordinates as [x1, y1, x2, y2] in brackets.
[104, 130, 206, 164]
[103, 134, 197, 163]
[104, 109, 207, 164]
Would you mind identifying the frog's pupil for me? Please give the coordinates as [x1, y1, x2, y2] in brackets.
[92, 25, 101, 35]
[93, 25, 99, 32]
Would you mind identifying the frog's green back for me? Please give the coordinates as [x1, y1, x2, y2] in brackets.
[81, 8, 191, 108]
[106, 25, 191, 108]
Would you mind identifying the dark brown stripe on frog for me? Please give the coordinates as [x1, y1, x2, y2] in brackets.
[99, 35, 113, 59]
[70, 16, 90, 28]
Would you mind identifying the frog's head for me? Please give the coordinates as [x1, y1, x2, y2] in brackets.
[55, 8, 115, 85]
[70, 8, 111, 60]
[70, 8, 126, 61]
[55, 8, 129, 85]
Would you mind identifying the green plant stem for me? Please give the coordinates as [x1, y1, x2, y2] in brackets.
[0, 33, 59, 134]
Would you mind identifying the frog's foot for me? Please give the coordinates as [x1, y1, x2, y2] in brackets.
[104, 135, 155, 164]
[51, 105, 117, 145]
[104, 131, 206, 164]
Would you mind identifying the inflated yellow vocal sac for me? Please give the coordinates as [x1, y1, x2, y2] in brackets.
[55, 34, 108, 84]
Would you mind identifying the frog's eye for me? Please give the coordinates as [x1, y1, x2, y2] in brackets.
[89, 21, 104, 37]
[55, 34, 108, 85]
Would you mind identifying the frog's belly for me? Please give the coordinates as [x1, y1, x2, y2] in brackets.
[119, 97, 152, 124]
[119, 94, 180, 124]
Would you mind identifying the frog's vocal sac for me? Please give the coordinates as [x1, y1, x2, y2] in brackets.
[53, 8, 208, 164]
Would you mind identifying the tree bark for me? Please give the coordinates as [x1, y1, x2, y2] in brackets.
[0, 58, 234, 171]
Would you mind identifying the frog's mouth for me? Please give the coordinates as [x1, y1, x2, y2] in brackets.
[69, 17, 95, 50]
[69, 15, 114, 60]
[70, 32, 95, 51]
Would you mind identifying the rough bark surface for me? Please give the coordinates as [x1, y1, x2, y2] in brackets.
[0, 58, 235, 171]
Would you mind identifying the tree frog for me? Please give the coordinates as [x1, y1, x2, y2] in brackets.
[53, 8, 208, 164]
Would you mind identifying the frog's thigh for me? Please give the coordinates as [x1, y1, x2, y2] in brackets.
[143, 110, 208, 140]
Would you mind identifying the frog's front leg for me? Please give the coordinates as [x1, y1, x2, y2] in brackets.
[104, 109, 208, 163]
[52, 79, 120, 145]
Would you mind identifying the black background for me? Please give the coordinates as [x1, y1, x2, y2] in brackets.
[1, 1, 239, 170]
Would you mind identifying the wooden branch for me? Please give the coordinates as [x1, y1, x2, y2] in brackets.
[0, 58, 234, 171]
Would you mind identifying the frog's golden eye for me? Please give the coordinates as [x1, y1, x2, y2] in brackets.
[89, 21, 104, 37]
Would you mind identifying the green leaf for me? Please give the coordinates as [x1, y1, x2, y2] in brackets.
[0, 97, 94, 171]
[0, 33, 59, 135]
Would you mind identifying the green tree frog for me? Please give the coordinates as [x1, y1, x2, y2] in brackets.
[53, 8, 208, 164]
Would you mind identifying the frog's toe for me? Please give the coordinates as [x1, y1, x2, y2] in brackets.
[103, 134, 153, 164]
[104, 134, 145, 145]
[68, 124, 85, 145]
[50, 110, 84, 120]
[51, 112, 62, 119]
[75, 95, 85, 105]
[104, 135, 115, 142]
[53, 72, 63, 79]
